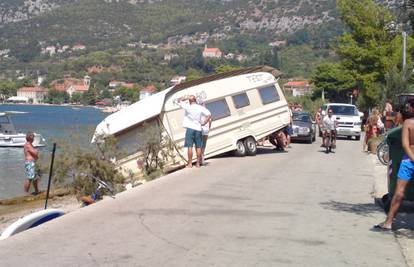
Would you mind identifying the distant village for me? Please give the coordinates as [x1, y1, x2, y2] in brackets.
[2, 42, 313, 113]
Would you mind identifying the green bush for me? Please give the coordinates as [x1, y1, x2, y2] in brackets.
[46, 131, 127, 200]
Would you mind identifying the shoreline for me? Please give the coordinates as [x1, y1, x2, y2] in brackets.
[0, 102, 118, 113]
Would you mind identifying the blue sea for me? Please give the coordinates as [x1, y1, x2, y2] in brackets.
[0, 104, 107, 200]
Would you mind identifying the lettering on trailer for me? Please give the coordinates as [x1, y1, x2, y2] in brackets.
[245, 73, 273, 84]
[195, 90, 207, 104]
[173, 90, 208, 105]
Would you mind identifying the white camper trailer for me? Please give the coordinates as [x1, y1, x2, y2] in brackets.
[94, 67, 291, 175]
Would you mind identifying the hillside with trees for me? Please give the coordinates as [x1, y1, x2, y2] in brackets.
[0, 0, 406, 107]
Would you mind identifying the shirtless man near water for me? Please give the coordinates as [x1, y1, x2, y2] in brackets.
[374, 99, 414, 231]
[23, 132, 40, 195]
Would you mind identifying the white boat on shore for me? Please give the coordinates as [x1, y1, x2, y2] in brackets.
[0, 111, 45, 147]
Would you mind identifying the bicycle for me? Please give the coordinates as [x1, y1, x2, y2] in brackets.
[376, 134, 389, 166]
[78, 173, 115, 206]
[323, 130, 336, 153]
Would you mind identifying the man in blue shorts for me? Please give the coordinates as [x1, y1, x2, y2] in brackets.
[24, 132, 40, 195]
[178, 95, 211, 168]
[375, 99, 414, 231]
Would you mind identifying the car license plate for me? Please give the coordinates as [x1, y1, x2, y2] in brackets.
[338, 129, 351, 135]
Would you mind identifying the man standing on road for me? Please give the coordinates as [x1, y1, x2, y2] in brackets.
[178, 95, 211, 168]
[198, 99, 212, 165]
[384, 99, 394, 130]
[23, 132, 40, 195]
[375, 99, 414, 231]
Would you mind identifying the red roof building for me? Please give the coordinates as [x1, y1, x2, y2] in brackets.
[50, 76, 91, 96]
[202, 46, 222, 58]
[139, 85, 157, 100]
[73, 44, 86, 50]
[283, 81, 313, 97]
[17, 86, 48, 104]
[123, 83, 136, 89]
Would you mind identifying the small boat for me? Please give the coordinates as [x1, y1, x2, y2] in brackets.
[0, 209, 65, 240]
[0, 111, 46, 147]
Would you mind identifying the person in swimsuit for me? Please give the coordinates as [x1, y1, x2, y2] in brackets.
[24, 132, 40, 195]
[363, 110, 379, 152]
[374, 99, 414, 231]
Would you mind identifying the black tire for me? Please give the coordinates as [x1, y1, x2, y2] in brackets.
[244, 137, 257, 156]
[312, 134, 316, 142]
[234, 140, 247, 157]
[347, 136, 352, 140]
[355, 135, 361, 141]
[377, 142, 389, 166]
[307, 136, 313, 144]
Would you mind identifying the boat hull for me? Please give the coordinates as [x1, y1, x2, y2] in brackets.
[0, 133, 45, 147]
[0, 209, 65, 240]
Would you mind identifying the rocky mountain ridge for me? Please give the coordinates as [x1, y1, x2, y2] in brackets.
[0, 0, 77, 24]
[0, 0, 402, 35]
[0, 0, 339, 42]
[0, 0, 404, 62]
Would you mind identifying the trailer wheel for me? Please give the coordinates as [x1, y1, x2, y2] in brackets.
[244, 137, 257, 156]
[234, 140, 247, 157]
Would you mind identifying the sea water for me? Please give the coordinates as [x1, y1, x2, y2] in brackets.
[0, 104, 107, 199]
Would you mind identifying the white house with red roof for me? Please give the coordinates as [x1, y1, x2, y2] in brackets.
[72, 44, 86, 51]
[170, 75, 186, 85]
[67, 84, 89, 96]
[17, 86, 48, 104]
[139, 85, 157, 100]
[202, 45, 222, 58]
[283, 80, 314, 97]
[44, 46, 56, 56]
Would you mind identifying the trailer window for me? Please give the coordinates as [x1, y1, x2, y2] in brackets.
[258, 86, 280, 104]
[206, 99, 231, 120]
[232, 93, 250, 109]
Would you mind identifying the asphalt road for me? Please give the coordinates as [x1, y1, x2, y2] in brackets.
[0, 138, 408, 266]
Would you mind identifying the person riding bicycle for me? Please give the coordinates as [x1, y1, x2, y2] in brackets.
[322, 109, 337, 148]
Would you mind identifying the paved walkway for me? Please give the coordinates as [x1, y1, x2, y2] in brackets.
[0, 138, 411, 266]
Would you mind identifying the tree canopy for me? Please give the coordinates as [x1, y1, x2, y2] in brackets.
[312, 0, 414, 109]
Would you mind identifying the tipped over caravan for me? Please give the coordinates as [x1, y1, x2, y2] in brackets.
[93, 66, 291, 175]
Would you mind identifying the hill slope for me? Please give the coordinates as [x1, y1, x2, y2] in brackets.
[0, 0, 340, 53]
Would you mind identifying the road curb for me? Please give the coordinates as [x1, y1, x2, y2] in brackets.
[370, 153, 388, 199]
